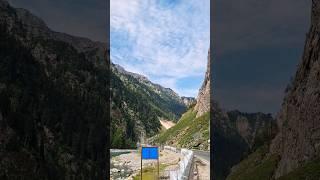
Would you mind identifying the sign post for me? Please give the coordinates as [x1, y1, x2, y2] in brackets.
[140, 147, 142, 180]
[158, 147, 160, 179]
[141, 146, 159, 180]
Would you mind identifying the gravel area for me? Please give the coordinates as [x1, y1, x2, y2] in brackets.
[110, 149, 182, 180]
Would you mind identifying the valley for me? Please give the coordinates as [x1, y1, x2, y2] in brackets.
[219, 1, 320, 179]
[110, 50, 211, 179]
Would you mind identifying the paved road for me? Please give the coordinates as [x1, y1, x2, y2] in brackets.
[192, 150, 210, 164]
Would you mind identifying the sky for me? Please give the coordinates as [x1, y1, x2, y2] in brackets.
[213, 0, 312, 115]
[7, 0, 106, 42]
[5, 0, 305, 114]
[110, 0, 210, 97]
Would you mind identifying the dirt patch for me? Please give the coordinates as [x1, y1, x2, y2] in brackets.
[160, 120, 176, 129]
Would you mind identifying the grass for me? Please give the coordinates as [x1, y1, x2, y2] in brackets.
[179, 112, 209, 147]
[277, 159, 320, 180]
[155, 107, 210, 149]
[226, 144, 320, 180]
[133, 164, 168, 180]
[156, 108, 197, 144]
[226, 144, 279, 180]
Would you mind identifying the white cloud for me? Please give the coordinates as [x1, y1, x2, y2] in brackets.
[110, 0, 210, 97]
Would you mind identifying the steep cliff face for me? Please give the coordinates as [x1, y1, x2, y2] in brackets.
[270, 0, 320, 177]
[155, 49, 211, 150]
[0, 1, 107, 179]
[194, 50, 210, 117]
[228, 111, 276, 150]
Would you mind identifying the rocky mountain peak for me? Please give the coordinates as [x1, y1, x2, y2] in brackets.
[0, 0, 106, 62]
[270, 1, 320, 177]
[312, 0, 320, 27]
[194, 49, 210, 117]
[181, 96, 196, 107]
[15, 8, 49, 30]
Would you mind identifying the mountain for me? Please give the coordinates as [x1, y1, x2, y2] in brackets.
[194, 50, 211, 118]
[270, 0, 320, 177]
[227, 111, 276, 150]
[0, 1, 107, 179]
[153, 50, 211, 150]
[227, 1, 320, 179]
[181, 96, 196, 107]
[212, 101, 276, 180]
[110, 63, 187, 148]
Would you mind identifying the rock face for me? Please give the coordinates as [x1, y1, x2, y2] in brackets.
[270, 0, 320, 177]
[194, 50, 210, 117]
[228, 111, 276, 149]
[0, 1, 107, 179]
[180, 96, 196, 107]
[213, 102, 276, 179]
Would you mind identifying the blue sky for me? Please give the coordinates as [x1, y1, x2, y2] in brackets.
[111, 0, 210, 97]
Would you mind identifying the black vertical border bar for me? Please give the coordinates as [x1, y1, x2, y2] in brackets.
[106, 0, 110, 179]
[210, 0, 214, 179]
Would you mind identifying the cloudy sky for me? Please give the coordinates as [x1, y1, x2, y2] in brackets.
[6, 0, 308, 114]
[111, 0, 210, 97]
[213, 0, 312, 114]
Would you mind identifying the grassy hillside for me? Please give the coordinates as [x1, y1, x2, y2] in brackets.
[226, 144, 279, 180]
[111, 64, 187, 148]
[154, 107, 210, 150]
[227, 145, 320, 180]
[277, 159, 320, 180]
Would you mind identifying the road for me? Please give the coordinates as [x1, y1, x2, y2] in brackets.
[192, 150, 210, 164]
[190, 150, 210, 180]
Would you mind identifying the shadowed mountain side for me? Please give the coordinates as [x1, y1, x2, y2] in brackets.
[0, 0, 108, 179]
[227, 1, 320, 179]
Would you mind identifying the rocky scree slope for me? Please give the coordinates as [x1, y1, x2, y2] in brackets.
[0, 1, 107, 179]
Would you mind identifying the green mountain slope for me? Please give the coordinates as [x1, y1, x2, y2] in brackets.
[277, 159, 320, 180]
[226, 145, 279, 180]
[154, 106, 210, 150]
[152, 50, 211, 151]
[227, 147, 320, 180]
[110, 63, 187, 148]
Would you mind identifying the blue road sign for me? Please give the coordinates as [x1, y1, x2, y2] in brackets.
[141, 147, 159, 159]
